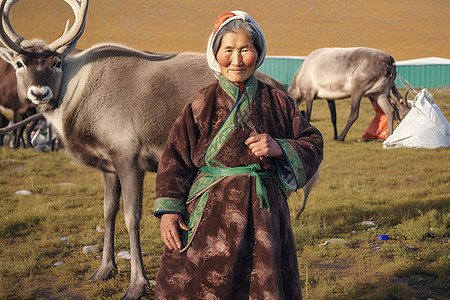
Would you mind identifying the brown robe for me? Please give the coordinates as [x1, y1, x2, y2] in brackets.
[154, 77, 323, 299]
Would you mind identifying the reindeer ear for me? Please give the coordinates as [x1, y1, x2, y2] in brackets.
[0, 47, 15, 66]
[58, 43, 78, 58]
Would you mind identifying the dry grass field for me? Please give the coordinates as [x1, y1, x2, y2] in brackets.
[8, 0, 450, 59]
[1, 93, 449, 299]
[1, 0, 449, 299]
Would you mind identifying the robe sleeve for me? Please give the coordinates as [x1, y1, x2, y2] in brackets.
[154, 101, 200, 217]
[273, 92, 323, 191]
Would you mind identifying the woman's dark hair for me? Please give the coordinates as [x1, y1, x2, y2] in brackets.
[212, 19, 263, 58]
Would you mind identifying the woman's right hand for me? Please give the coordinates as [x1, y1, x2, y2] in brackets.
[160, 214, 190, 250]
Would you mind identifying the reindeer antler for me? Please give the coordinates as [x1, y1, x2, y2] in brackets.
[0, 0, 88, 54]
[49, 0, 89, 54]
[0, 0, 25, 53]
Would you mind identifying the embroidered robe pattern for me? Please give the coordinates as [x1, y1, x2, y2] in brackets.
[154, 76, 323, 299]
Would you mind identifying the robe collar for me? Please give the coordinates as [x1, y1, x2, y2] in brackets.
[218, 74, 258, 103]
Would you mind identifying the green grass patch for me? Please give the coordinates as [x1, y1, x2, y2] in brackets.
[1, 89, 449, 299]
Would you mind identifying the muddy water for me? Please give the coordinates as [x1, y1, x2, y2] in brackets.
[7, 0, 450, 60]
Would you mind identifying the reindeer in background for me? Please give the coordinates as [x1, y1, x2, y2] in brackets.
[0, 55, 40, 148]
[288, 47, 411, 141]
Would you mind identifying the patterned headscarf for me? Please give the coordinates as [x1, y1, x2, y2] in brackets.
[206, 11, 267, 79]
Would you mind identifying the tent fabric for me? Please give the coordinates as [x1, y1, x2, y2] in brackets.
[362, 101, 389, 140]
[383, 89, 450, 149]
[396, 57, 450, 66]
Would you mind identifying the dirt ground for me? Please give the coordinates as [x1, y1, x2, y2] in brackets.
[8, 0, 450, 61]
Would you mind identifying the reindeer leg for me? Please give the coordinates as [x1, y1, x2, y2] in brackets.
[25, 118, 40, 148]
[375, 94, 395, 135]
[90, 171, 120, 281]
[304, 94, 314, 122]
[337, 91, 365, 141]
[13, 128, 25, 148]
[12, 112, 22, 148]
[0, 114, 8, 147]
[116, 160, 149, 300]
[295, 168, 320, 219]
[295, 178, 313, 219]
[15, 128, 26, 148]
[327, 100, 338, 140]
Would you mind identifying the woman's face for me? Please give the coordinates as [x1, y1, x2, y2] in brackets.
[216, 29, 258, 86]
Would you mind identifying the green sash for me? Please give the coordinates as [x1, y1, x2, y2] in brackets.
[200, 164, 273, 209]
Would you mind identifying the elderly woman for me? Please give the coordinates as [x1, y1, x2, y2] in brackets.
[154, 11, 323, 299]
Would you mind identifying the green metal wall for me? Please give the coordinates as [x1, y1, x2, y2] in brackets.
[395, 65, 450, 89]
[258, 57, 304, 89]
[259, 56, 450, 90]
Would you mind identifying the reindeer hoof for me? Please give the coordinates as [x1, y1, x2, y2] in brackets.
[121, 279, 150, 300]
[89, 262, 117, 281]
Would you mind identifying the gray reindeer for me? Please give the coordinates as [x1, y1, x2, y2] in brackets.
[288, 47, 411, 141]
[0, 0, 290, 298]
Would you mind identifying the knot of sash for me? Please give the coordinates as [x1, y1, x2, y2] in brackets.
[200, 164, 273, 209]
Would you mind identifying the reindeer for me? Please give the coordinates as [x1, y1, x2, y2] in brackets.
[0, 0, 290, 298]
[0, 55, 40, 148]
[0, 107, 9, 143]
[288, 47, 411, 141]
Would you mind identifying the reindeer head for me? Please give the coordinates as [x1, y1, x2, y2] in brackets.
[397, 100, 411, 121]
[0, 0, 88, 108]
[388, 91, 411, 122]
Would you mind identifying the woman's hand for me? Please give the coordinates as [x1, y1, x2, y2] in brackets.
[245, 133, 283, 158]
[160, 214, 190, 250]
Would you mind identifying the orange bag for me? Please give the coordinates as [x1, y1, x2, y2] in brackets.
[362, 101, 389, 140]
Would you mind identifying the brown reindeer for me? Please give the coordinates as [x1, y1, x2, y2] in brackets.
[0, 46, 82, 148]
[0, 0, 289, 298]
[288, 47, 411, 141]
[0, 55, 40, 148]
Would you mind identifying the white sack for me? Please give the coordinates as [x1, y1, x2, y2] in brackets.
[383, 89, 450, 149]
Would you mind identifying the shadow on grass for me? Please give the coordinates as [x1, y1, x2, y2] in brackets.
[0, 215, 45, 239]
[306, 195, 449, 237]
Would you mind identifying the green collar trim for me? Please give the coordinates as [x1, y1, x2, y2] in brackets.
[204, 75, 258, 166]
[218, 75, 258, 102]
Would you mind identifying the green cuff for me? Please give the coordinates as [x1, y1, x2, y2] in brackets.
[275, 139, 307, 190]
[154, 197, 185, 217]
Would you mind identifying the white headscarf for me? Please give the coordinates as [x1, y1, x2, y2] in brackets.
[206, 10, 267, 79]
